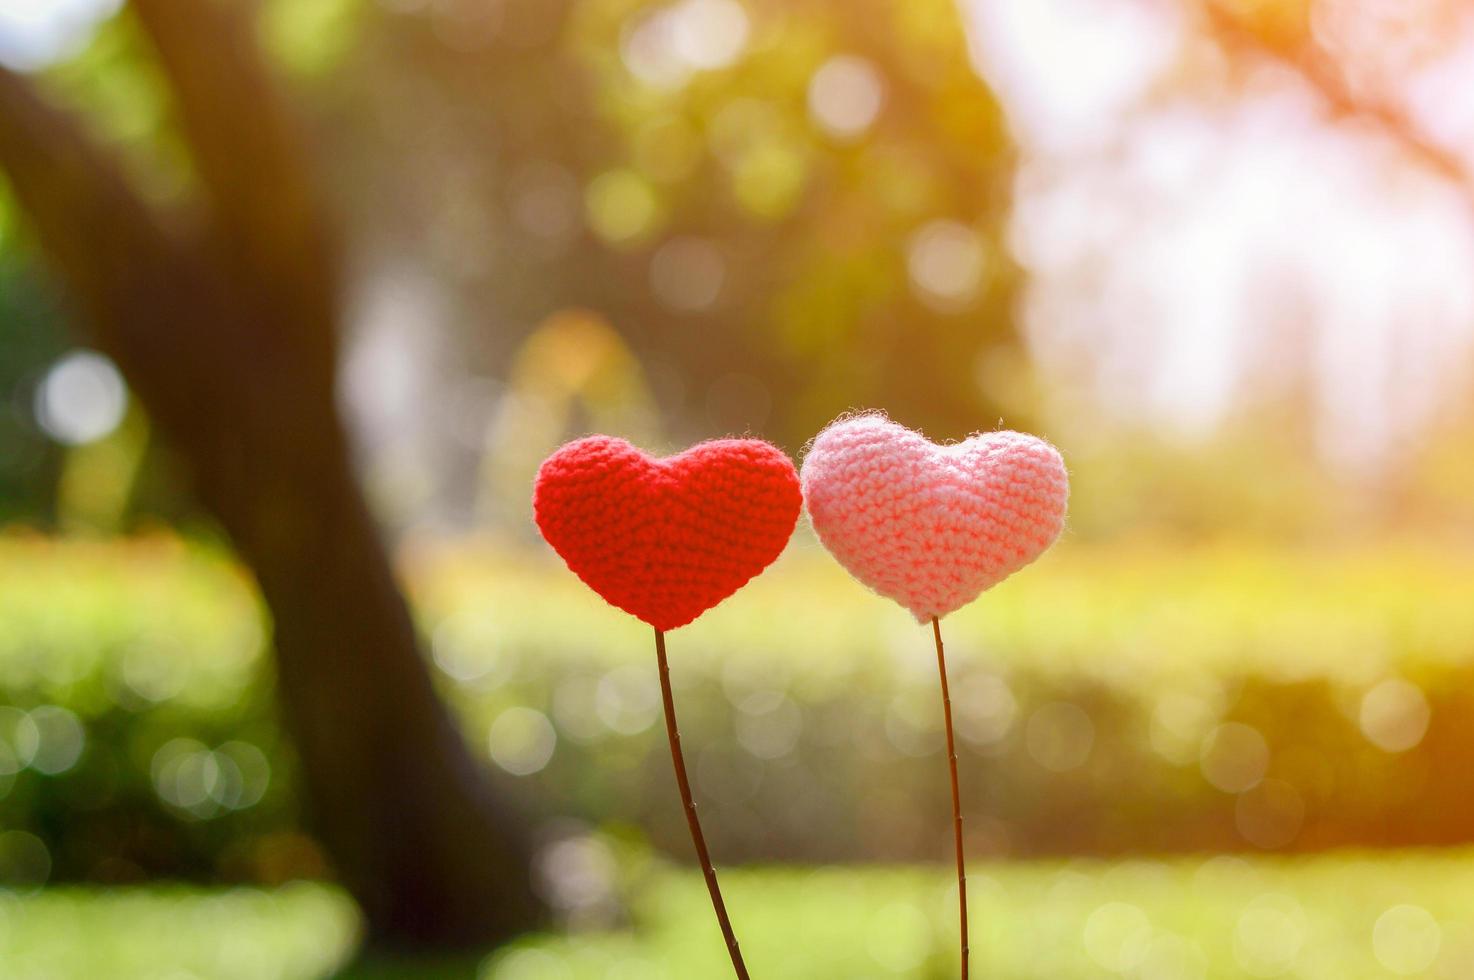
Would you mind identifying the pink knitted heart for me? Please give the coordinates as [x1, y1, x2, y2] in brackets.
[801, 414, 1068, 621]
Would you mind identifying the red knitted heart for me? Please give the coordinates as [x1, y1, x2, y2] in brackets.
[534, 436, 802, 631]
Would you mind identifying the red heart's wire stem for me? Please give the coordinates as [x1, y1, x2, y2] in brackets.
[934, 615, 971, 979]
[654, 627, 751, 979]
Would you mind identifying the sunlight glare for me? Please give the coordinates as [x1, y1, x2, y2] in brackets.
[0, 0, 119, 70]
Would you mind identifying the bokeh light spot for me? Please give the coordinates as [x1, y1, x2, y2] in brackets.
[215, 741, 271, 810]
[807, 54, 885, 140]
[907, 220, 989, 312]
[595, 665, 660, 736]
[620, 0, 749, 90]
[34, 349, 127, 446]
[621, 9, 690, 90]
[488, 707, 557, 776]
[953, 672, 1017, 747]
[670, 0, 748, 71]
[1373, 904, 1442, 975]
[149, 737, 269, 817]
[1199, 722, 1269, 793]
[0, 0, 120, 71]
[151, 738, 221, 816]
[119, 645, 187, 704]
[0, 706, 39, 775]
[432, 613, 507, 686]
[585, 170, 662, 246]
[26, 705, 85, 775]
[535, 834, 617, 913]
[1149, 692, 1219, 765]
[1359, 678, 1431, 753]
[730, 142, 808, 220]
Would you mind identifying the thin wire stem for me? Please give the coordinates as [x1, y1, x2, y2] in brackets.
[654, 627, 751, 979]
[933, 616, 970, 979]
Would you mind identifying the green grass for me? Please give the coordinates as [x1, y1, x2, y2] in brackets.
[7, 851, 1474, 978]
[0, 881, 359, 979]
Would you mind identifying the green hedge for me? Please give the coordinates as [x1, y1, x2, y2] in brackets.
[3, 533, 1474, 883]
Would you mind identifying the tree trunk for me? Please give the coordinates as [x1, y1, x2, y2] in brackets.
[206, 390, 545, 948]
[0, 0, 545, 949]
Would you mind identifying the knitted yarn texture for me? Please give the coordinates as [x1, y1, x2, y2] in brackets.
[534, 435, 802, 631]
[801, 414, 1068, 622]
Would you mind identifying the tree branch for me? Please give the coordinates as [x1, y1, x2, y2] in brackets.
[1200, 0, 1474, 195]
[0, 64, 264, 438]
[0, 66, 174, 350]
[131, 0, 338, 368]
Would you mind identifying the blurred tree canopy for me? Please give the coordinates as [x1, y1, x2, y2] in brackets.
[0, 0, 1019, 531]
[9, 0, 1474, 538]
[333, 0, 1019, 443]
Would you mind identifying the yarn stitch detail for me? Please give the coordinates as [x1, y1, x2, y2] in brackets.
[800, 413, 1068, 622]
[534, 435, 802, 631]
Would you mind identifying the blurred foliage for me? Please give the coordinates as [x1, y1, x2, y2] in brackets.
[1047, 400, 1474, 543]
[5, 535, 1474, 884]
[318, 0, 1020, 458]
[0, 0, 1021, 531]
[4, 0, 1471, 540]
[1210, 0, 1315, 49]
[0, 267, 69, 524]
[0, 536, 302, 884]
[10, 851, 1474, 977]
[479, 310, 662, 526]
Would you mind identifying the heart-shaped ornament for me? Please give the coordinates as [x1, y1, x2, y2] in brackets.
[534, 436, 802, 631]
[801, 414, 1068, 621]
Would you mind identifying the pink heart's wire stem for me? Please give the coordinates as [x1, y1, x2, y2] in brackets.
[654, 627, 752, 979]
[933, 616, 971, 979]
